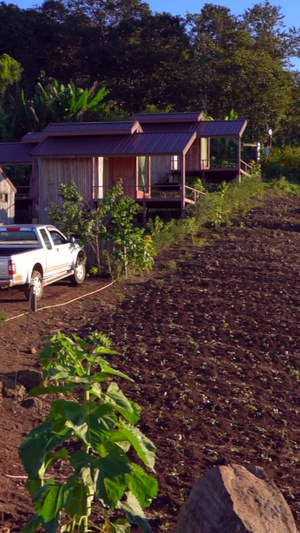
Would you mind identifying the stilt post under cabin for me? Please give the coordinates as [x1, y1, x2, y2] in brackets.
[143, 187, 146, 226]
[180, 153, 186, 217]
[237, 135, 242, 184]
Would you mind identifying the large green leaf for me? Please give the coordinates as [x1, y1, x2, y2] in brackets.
[97, 382, 141, 424]
[19, 420, 72, 478]
[70, 451, 99, 492]
[33, 481, 67, 524]
[64, 476, 91, 518]
[66, 404, 117, 451]
[111, 423, 156, 471]
[28, 384, 75, 397]
[73, 88, 88, 114]
[86, 86, 109, 109]
[99, 361, 133, 381]
[53, 400, 86, 426]
[72, 333, 89, 351]
[92, 404, 118, 431]
[127, 464, 158, 508]
[97, 448, 132, 508]
[81, 414, 113, 451]
[47, 366, 77, 381]
[106, 519, 131, 533]
[88, 371, 113, 383]
[117, 492, 152, 533]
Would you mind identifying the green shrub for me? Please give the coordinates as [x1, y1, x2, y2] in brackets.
[148, 173, 267, 250]
[261, 146, 300, 181]
[48, 180, 156, 278]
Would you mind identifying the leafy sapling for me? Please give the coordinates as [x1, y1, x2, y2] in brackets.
[20, 331, 158, 533]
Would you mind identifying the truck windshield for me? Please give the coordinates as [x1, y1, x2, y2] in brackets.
[0, 230, 39, 243]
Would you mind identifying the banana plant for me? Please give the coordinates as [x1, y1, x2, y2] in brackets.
[37, 79, 111, 122]
[1, 78, 112, 140]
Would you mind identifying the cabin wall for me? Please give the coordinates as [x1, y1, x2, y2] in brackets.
[37, 157, 93, 223]
[0, 172, 15, 224]
[186, 138, 201, 170]
[107, 157, 136, 197]
[186, 138, 210, 171]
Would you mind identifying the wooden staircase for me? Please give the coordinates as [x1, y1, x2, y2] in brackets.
[184, 185, 206, 205]
[240, 160, 253, 178]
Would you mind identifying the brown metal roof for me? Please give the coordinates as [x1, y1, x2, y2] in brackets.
[31, 132, 196, 157]
[131, 118, 247, 137]
[196, 120, 247, 137]
[42, 121, 142, 136]
[116, 132, 196, 155]
[21, 132, 44, 143]
[132, 112, 204, 123]
[0, 143, 35, 164]
[137, 122, 198, 133]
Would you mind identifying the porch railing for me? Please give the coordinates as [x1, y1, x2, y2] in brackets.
[92, 184, 205, 207]
[185, 185, 206, 204]
[240, 160, 253, 176]
[200, 158, 239, 169]
[15, 185, 31, 198]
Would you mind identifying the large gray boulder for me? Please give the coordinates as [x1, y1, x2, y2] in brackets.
[175, 464, 297, 533]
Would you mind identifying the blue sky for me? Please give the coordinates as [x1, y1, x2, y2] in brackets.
[10, 0, 300, 69]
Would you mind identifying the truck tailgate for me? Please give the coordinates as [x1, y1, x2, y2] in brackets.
[0, 257, 9, 279]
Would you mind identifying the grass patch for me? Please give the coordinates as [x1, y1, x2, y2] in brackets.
[0, 309, 8, 325]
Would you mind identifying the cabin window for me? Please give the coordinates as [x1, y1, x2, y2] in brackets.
[138, 156, 149, 192]
[201, 138, 209, 167]
[0, 192, 8, 202]
[170, 155, 179, 170]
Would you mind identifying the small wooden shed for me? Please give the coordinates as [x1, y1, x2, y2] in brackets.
[0, 167, 16, 224]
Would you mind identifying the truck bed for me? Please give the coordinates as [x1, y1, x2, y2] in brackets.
[0, 246, 42, 257]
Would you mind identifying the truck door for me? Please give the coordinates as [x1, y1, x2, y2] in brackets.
[39, 228, 71, 279]
[47, 229, 73, 274]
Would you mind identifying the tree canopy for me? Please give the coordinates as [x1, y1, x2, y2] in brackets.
[0, 0, 299, 144]
[0, 53, 23, 96]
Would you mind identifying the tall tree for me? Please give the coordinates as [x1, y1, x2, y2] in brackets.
[186, 2, 297, 136]
[0, 54, 23, 96]
[105, 11, 191, 112]
[186, 4, 250, 114]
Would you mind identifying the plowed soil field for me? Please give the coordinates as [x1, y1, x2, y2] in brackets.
[1, 192, 300, 532]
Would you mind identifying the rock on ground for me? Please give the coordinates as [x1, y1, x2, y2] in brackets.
[175, 464, 298, 533]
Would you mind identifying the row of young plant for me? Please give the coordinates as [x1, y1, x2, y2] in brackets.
[20, 332, 158, 532]
[149, 172, 268, 251]
[49, 170, 294, 280]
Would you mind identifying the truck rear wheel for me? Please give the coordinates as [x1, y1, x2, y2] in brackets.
[24, 270, 43, 301]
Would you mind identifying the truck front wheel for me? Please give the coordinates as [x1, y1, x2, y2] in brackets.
[24, 270, 43, 301]
[71, 256, 86, 285]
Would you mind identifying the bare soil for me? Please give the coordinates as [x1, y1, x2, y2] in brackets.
[1, 192, 300, 532]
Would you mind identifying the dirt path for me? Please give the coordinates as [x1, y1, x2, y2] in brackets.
[1, 192, 300, 531]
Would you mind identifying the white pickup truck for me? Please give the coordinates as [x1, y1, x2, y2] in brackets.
[0, 225, 86, 300]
